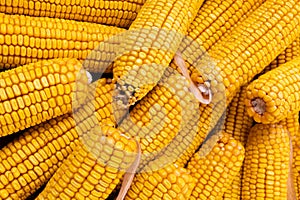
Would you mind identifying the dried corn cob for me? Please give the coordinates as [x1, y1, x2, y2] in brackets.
[242, 123, 290, 199]
[247, 38, 300, 199]
[146, 56, 226, 170]
[222, 85, 253, 200]
[169, 0, 266, 102]
[36, 125, 138, 200]
[187, 132, 245, 200]
[112, 0, 204, 106]
[181, 0, 266, 54]
[184, 0, 300, 106]
[0, 114, 78, 200]
[0, 78, 115, 200]
[94, 0, 266, 75]
[118, 68, 224, 198]
[125, 163, 196, 200]
[0, 0, 145, 28]
[0, 58, 89, 137]
[262, 37, 300, 73]
[149, 100, 226, 171]
[245, 56, 300, 124]
[118, 68, 199, 169]
[223, 37, 300, 200]
[0, 13, 125, 70]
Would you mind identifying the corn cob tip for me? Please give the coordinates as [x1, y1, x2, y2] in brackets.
[174, 52, 212, 104]
[250, 97, 266, 115]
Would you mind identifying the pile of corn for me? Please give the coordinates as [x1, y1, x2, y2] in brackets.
[0, 0, 300, 199]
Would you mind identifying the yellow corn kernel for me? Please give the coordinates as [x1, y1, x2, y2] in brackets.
[187, 132, 245, 200]
[0, 0, 145, 28]
[245, 57, 300, 124]
[0, 79, 115, 199]
[113, 0, 204, 106]
[125, 163, 196, 200]
[0, 58, 89, 137]
[0, 13, 125, 70]
[36, 126, 138, 200]
[242, 123, 290, 199]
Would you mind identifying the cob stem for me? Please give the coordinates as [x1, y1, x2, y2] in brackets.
[250, 98, 266, 115]
[174, 51, 212, 104]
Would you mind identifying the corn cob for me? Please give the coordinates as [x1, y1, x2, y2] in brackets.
[245, 56, 300, 124]
[118, 67, 199, 169]
[0, 78, 115, 200]
[181, 0, 266, 54]
[94, 0, 266, 75]
[125, 163, 196, 200]
[0, 58, 89, 137]
[169, 0, 266, 101]
[242, 123, 291, 199]
[148, 57, 226, 170]
[245, 38, 300, 199]
[186, 132, 245, 200]
[221, 85, 253, 200]
[183, 0, 300, 106]
[262, 37, 300, 73]
[0, 0, 145, 28]
[286, 113, 300, 198]
[119, 68, 224, 198]
[223, 42, 298, 196]
[112, 0, 204, 106]
[223, 37, 300, 200]
[37, 125, 138, 200]
[0, 13, 125, 70]
[222, 85, 253, 146]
